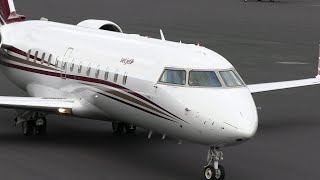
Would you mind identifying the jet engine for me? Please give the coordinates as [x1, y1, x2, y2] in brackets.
[77, 19, 123, 33]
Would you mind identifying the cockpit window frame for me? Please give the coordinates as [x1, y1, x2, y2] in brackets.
[157, 67, 187, 86]
[157, 67, 246, 88]
[188, 70, 222, 88]
[218, 69, 246, 88]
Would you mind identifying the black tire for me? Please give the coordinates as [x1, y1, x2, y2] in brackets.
[35, 118, 47, 136]
[204, 165, 225, 180]
[112, 121, 125, 135]
[125, 124, 136, 134]
[22, 121, 34, 136]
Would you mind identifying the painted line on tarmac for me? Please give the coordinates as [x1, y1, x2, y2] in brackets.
[276, 61, 310, 65]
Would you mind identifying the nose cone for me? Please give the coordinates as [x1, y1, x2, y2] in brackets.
[237, 113, 258, 140]
[216, 87, 259, 143]
[233, 88, 258, 140]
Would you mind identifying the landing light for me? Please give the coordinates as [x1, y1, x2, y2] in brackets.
[58, 108, 70, 114]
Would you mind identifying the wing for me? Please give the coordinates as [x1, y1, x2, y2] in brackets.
[247, 77, 320, 93]
[0, 96, 74, 114]
[248, 46, 320, 94]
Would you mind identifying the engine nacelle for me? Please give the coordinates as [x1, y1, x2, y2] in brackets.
[77, 19, 123, 33]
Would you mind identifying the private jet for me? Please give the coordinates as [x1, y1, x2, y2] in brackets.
[0, 0, 319, 179]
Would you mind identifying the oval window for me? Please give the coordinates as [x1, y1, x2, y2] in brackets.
[70, 59, 75, 71]
[87, 64, 91, 76]
[62, 62, 67, 70]
[27, 50, 31, 61]
[114, 71, 118, 83]
[48, 54, 52, 65]
[95, 65, 100, 78]
[104, 68, 109, 80]
[41, 53, 45, 64]
[123, 72, 128, 85]
[34, 51, 38, 62]
[55, 57, 60, 68]
[78, 63, 83, 74]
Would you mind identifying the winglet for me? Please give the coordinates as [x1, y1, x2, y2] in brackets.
[160, 29, 165, 41]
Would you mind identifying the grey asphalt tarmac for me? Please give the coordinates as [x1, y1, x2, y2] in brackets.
[0, 0, 320, 179]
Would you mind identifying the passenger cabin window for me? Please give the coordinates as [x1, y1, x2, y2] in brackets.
[55, 57, 59, 68]
[189, 71, 221, 87]
[78, 63, 83, 74]
[87, 64, 91, 76]
[62, 62, 67, 70]
[219, 70, 244, 87]
[114, 71, 118, 82]
[104, 68, 109, 80]
[123, 72, 128, 85]
[48, 54, 52, 65]
[159, 69, 186, 85]
[95, 65, 100, 78]
[41, 53, 45, 64]
[70, 59, 75, 71]
[34, 51, 38, 62]
[27, 50, 31, 61]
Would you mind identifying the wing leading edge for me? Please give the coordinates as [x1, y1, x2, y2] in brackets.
[247, 77, 320, 94]
[247, 45, 320, 94]
[0, 96, 74, 114]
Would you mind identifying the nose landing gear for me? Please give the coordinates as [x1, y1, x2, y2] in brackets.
[204, 147, 225, 180]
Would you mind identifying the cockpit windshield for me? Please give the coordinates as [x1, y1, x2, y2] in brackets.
[159, 69, 186, 85]
[189, 71, 222, 87]
[158, 68, 245, 88]
[219, 70, 244, 87]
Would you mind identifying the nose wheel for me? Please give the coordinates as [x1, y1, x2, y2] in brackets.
[204, 147, 225, 180]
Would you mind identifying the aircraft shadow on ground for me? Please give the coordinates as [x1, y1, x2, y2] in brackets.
[0, 123, 203, 179]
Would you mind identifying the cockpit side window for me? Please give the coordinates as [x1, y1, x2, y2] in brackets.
[189, 71, 222, 87]
[159, 69, 186, 85]
[219, 70, 244, 87]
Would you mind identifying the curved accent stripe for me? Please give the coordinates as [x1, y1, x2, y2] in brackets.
[1, 52, 189, 124]
[8, 47, 187, 123]
[97, 92, 178, 123]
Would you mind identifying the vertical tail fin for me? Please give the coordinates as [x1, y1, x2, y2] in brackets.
[0, 0, 25, 24]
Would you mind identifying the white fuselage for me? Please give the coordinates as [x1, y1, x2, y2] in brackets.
[0, 20, 258, 146]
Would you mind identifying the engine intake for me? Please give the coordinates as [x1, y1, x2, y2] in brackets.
[77, 19, 123, 33]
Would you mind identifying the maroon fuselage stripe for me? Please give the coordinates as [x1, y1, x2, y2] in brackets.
[0, 58, 185, 124]
[5, 47, 188, 124]
[8, 47, 55, 66]
[7, 47, 186, 123]
[97, 92, 177, 123]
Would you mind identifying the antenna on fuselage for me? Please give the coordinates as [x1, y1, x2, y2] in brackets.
[160, 29, 165, 41]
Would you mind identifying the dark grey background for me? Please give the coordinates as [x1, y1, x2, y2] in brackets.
[0, 0, 319, 179]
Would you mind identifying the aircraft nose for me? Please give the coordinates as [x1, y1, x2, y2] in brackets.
[237, 118, 258, 140]
[236, 108, 258, 140]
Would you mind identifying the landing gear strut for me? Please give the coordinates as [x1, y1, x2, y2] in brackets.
[204, 147, 225, 180]
[112, 121, 136, 135]
[20, 112, 47, 136]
